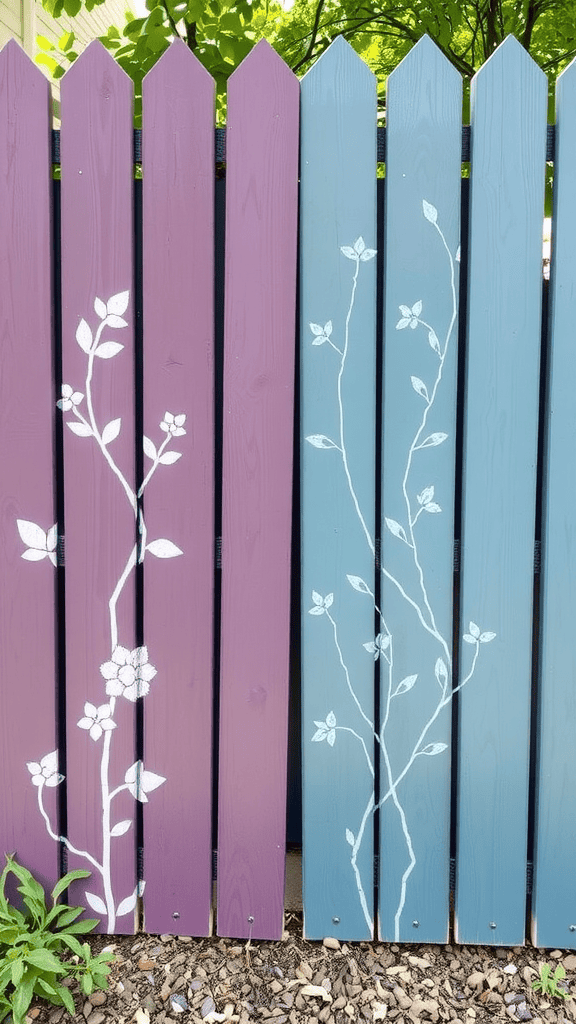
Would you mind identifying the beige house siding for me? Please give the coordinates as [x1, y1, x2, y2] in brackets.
[0, 0, 133, 70]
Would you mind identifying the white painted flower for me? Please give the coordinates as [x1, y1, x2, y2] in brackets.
[396, 300, 422, 330]
[463, 621, 497, 644]
[308, 591, 334, 616]
[340, 237, 376, 262]
[124, 760, 166, 803]
[160, 412, 186, 437]
[77, 702, 117, 741]
[57, 384, 84, 411]
[26, 751, 64, 787]
[100, 646, 157, 702]
[309, 321, 333, 346]
[312, 711, 337, 746]
[363, 633, 390, 660]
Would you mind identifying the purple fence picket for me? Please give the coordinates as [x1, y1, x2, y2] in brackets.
[217, 40, 299, 940]
[60, 42, 137, 932]
[0, 41, 59, 893]
[141, 41, 215, 936]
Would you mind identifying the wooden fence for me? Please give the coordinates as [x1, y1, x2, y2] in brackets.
[0, 30, 575, 948]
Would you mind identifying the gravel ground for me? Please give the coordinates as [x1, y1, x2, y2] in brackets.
[26, 913, 576, 1024]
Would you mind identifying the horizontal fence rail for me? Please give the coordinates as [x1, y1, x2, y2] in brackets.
[1, 32, 575, 947]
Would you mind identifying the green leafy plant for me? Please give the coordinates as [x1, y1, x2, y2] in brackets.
[0, 855, 114, 1024]
[532, 962, 570, 1000]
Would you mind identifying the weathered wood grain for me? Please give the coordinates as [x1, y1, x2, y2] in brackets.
[455, 37, 547, 945]
[0, 40, 59, 893]
[531, 54, 576, 950]
[217, 40, 299, 940]
[300, 36, 377, 941]
[60, 42, 136, 932]
[379, 35, 461, 944]
[141, 40, 215, 937]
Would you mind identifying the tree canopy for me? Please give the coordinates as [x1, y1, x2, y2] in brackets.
[37, 0, 576, 121]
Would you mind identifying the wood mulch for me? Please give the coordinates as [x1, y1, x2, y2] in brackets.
[26, 913, 576, 1024]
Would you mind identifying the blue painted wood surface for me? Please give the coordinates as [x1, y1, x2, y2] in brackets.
[379, 36, 461, 944]
[455, 37, 547, 945]
[300, 37, 377, 940]
[531, 55, 576, 951]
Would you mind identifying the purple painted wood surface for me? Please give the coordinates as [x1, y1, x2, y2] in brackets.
[141, 41, 215, 936]
[60, 42, 137, 932]
[217, 40, 299, 940]
[0, 41, 59, 893]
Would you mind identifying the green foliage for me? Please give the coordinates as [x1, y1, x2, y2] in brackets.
[532, 962, 570, 1000]
[0, 855, 113, 1024]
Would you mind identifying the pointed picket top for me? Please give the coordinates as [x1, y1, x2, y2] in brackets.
[302, 34, 375, 90]
[143, 37, 215, 93]
[387, 33, 461, 90]
[471, 33, 546, 92]
[61, 38, 133, 100]
[0, 36, 52, 102]
[228, 37, 296, 90]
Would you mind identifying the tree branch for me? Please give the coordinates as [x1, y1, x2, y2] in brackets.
[292, 0, 327, 71]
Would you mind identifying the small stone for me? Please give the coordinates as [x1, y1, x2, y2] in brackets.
[48, 1012, 64, 1024]
[503, 965, 518, 974]
[496, 949, 508, 960]
[565, 956, 576, 971]
[466, 973, 485, 991]
[89, 992, 107, 1007]
[170, 994, 188, 1014]
[516, 1002, 533, 1021]
[201, 996, 216, 1018]
[142, 996, 157, 1013]
[86, 1013, 106, 1024]
[551, 950, 563, 959]
[26, 1010, 40, 1021]
[323, 937, 341, 951]
[83, 1001, 92, 1019]
[138, 958, 156, 971]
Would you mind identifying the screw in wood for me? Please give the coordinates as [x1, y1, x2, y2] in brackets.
[248, 916, 254, 924]
[489, 922, 497, 929]
[172, 912, 180, 919]
[570, 925, 576, 932]
[412, 920, 419, 928]
[332, 917, 340, 925]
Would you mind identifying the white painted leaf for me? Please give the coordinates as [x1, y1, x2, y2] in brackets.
[425, 502, 442, 513]
[423, 199, 438, 224]
[353, 237, 365, 254]
[411, 376, 429, 401]
[323, 320, 332, 336]
[141, 770, 166, 794]
[326, 711, 336, 728]
[309, 323, 324, 335]
[48, 552, 57, 567]
[76, 319, 92, 353]
[22, 549, 48, 561]
[463, 634, 476, 644]
[346, 828, 355, 846]
[17, 520, 47, 549]
[360, 248, 376, 261]
[363, 641, 376, 654]
[305, 434, 338, 449]
[46, 525, 57, 551]
[85, 891, 107, 915]
[346, 574, 371, 594]
[311, 335, 327, 346]
[110, 819, 132, 838]
[396, 317, 412, 329]
[420, 432, 448, 448]
[116, 891, 137, 917]
[480, 631, 496, 643]
[392, 674, 417, 697]
[105, 314, 128, 329]
[340, 246, 357, 259]
[107, 290, 129, 316]
[420, 742, 448, 756]
[311, 728, 326, 742]
[469, 621, 480, 638]
[102, 418, 121, 446]
[311, 591, 323, 605]
[94, 297, 107, 320]
[385, 518, 407, 543]
[412, 300, 423, 317]
[326, 730, 336, 747]
[146, 539, 183, 559]
[143, 436, 156, 460]
[308, 606, 325, 616]
[399, 305, 412, 317]
[67, 422, 93, 437]
[428, 330, 440, 354]
[455, 245, 461, 262]
[417, 486, 434, 506]
[95, 342, 124, 359]
[435, 658, 448, 686]
[159, 451, 182, 465]
[324, 593, 333, 608]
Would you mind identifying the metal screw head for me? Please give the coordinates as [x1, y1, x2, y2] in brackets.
[570, 925, 576, 932]
[332, 917, 340, 925]
[489, 922, 497, 929]
[172, 912, 180, 920]
[247, 915, 254, 924]
[412, 920, 419, 928]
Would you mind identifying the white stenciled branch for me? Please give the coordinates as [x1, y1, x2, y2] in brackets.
[36, 781, 103, 875]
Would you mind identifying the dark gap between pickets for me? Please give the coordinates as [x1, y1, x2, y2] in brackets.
[134, 175, 145, 902]
[374, 172, 385, 937]
[450, 169, 471, 939]
[52, 175, 68, 880]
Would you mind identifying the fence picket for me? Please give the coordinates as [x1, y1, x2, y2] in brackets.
[379, 35, 461, 944]
[0, 41, 59, 892]
[531, 55, 576, 950]
[60, 42, 137, 932]
[299, 36, 377, 941]
[455, 37, 547, 945]
[141, 40, 215, 937]
[217, 40, 299, 940]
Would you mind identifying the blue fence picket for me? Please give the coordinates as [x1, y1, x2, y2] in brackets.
[531, 55, 576, 951]
[300, 36, 378, 940]
[379, 35, 461, 944]
[455, 37, 547, 945]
